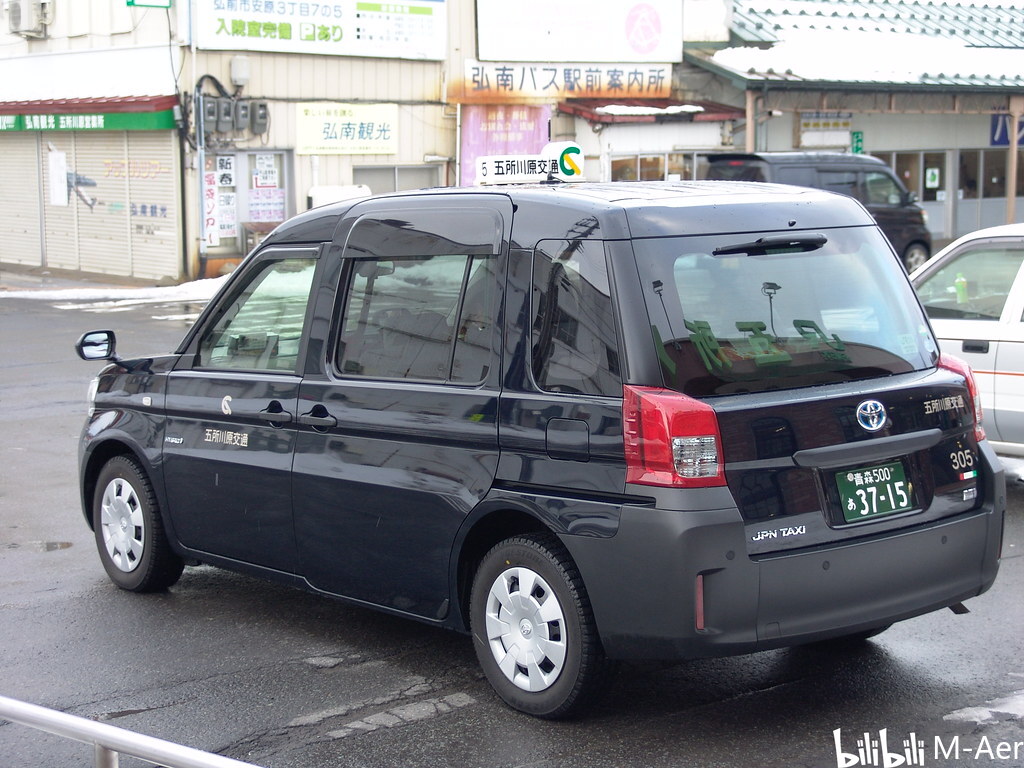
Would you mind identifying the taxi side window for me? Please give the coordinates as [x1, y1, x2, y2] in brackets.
[336, 214, 499, 383]
[916, 246, 1024, 320]
[531, 239, 622, 396]
[198, 257, 318, 372]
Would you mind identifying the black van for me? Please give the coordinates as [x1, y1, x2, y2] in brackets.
[705, 152, 932, 271]
[76, 180, 1003, 718]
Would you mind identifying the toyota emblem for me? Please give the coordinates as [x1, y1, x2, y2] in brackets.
[856, 400, 887, 432]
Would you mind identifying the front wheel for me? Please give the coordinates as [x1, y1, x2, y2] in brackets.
[469, 534, 614, 718]
[92, 456, 184, 592]
[902, 243, 930, 272]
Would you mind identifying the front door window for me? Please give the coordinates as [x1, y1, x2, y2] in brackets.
[199, 257, 318, 372]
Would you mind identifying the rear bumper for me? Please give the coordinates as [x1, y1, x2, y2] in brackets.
[565, 446, 1004, 660]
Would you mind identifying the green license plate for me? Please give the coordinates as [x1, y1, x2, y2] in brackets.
[836, 461, 913, 523]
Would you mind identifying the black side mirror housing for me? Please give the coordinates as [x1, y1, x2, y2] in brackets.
[75, 330, 117, 361]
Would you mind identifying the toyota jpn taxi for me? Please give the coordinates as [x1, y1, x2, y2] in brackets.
[75, 154, 1004, 718]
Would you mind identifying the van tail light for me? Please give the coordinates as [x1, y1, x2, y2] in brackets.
[622, 385, 726, 488]
[939, 353, 985, 442]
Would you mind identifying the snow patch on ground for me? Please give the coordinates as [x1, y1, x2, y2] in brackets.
[0, 276, 227, 305]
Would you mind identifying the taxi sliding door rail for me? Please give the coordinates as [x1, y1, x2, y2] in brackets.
[0, 694, 263, 768]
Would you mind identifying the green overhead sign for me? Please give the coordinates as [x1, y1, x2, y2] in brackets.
[0, 110, 177, 132]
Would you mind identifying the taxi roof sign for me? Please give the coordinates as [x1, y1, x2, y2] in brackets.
[475, 142, 584, 185]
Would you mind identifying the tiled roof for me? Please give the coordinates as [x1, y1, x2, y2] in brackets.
[701, 0, 1024, 89]
[732, 0, 1024, 48]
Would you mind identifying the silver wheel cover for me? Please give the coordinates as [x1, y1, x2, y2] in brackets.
[484, 566, 568, 692]
[904, 245, 929, 271]
[99, 477, 145, 573]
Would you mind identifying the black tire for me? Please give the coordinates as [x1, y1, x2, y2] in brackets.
[469, 533, 614, 719]
[902, 243, 930, 272]
[92, 456, 184, 592]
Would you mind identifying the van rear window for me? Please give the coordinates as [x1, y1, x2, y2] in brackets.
[633, 227, 938, 397]
[705, 159, 769, 182]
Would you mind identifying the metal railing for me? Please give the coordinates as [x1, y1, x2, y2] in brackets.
[0, 695, 265, 768]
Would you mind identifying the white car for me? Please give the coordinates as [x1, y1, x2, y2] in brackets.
[911, 223, 1024, 456]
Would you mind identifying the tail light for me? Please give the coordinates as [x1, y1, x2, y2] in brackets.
[622, 385, 725, 488]
[939, 353, 985, 442]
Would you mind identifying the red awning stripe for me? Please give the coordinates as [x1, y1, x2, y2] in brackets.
[0, 95, 179, 115]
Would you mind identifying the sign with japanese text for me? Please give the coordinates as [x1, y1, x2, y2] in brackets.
[476, 0, 681, 63]
[295, 103, 398, 155]
[459, 104, 551, 187]
[991, 113, 1024, 147]
[476, 142, 585, 185]
[0, 111, 176, 132]
[449, 60, 672, 105]
[203, 169, 221, 247]
[195, 0, 446, 60]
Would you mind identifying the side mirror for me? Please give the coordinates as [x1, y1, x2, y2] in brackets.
[75, 330, 117, 361]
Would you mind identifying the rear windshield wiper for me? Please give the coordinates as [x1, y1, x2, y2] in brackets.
[712, 233, 827, 257]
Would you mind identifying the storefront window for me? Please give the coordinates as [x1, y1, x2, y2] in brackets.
[921, 152, 945, 202]
[203, 150, 291, 256]
[959, 150, 979, 199]
[611, 157, 638, 181]
[667, 153, 691, 180]
[894, 153, 921, 199]
[354, 165, 438, 195]
[639, 155, 665, 180]
[613, 152, 703, 182]
[982, 149, 1007, 198]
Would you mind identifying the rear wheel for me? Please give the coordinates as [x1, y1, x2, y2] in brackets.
[902, 243, 930, 272]
[93, 456, 184, 592]
[469, 533, 613, 718]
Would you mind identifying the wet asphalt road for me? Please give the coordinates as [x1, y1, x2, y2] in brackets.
[0, 281, 1022, 768]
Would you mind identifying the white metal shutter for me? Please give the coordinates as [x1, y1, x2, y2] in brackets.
[0, 132, 43, 266]
[126, 131, 181, 280]
[74, 131, 131, 276]
[41, 132, 80, 271]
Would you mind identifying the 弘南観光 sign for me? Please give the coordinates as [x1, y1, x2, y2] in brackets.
[295, 103, 399, 155]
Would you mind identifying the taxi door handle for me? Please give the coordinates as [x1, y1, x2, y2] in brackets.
[258, 401, 293, 425]
[962, 339, 989, 354]
[297, 405, 337, 429]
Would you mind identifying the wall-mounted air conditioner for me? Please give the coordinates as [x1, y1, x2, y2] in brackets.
[7, 0, 50, 37]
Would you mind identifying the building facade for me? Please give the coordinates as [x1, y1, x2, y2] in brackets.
[1, 0, 1022, 281]
[0, 0, 455, 280]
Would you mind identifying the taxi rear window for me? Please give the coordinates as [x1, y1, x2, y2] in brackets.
[633, 226, 938, 397]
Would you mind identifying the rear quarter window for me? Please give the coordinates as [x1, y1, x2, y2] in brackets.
[531, 239, 622, 397]
[774, 166, 817, 188]
[705, 160, 769, 182]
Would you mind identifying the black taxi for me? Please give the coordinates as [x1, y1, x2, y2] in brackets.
[76, 180, 1005, 718]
